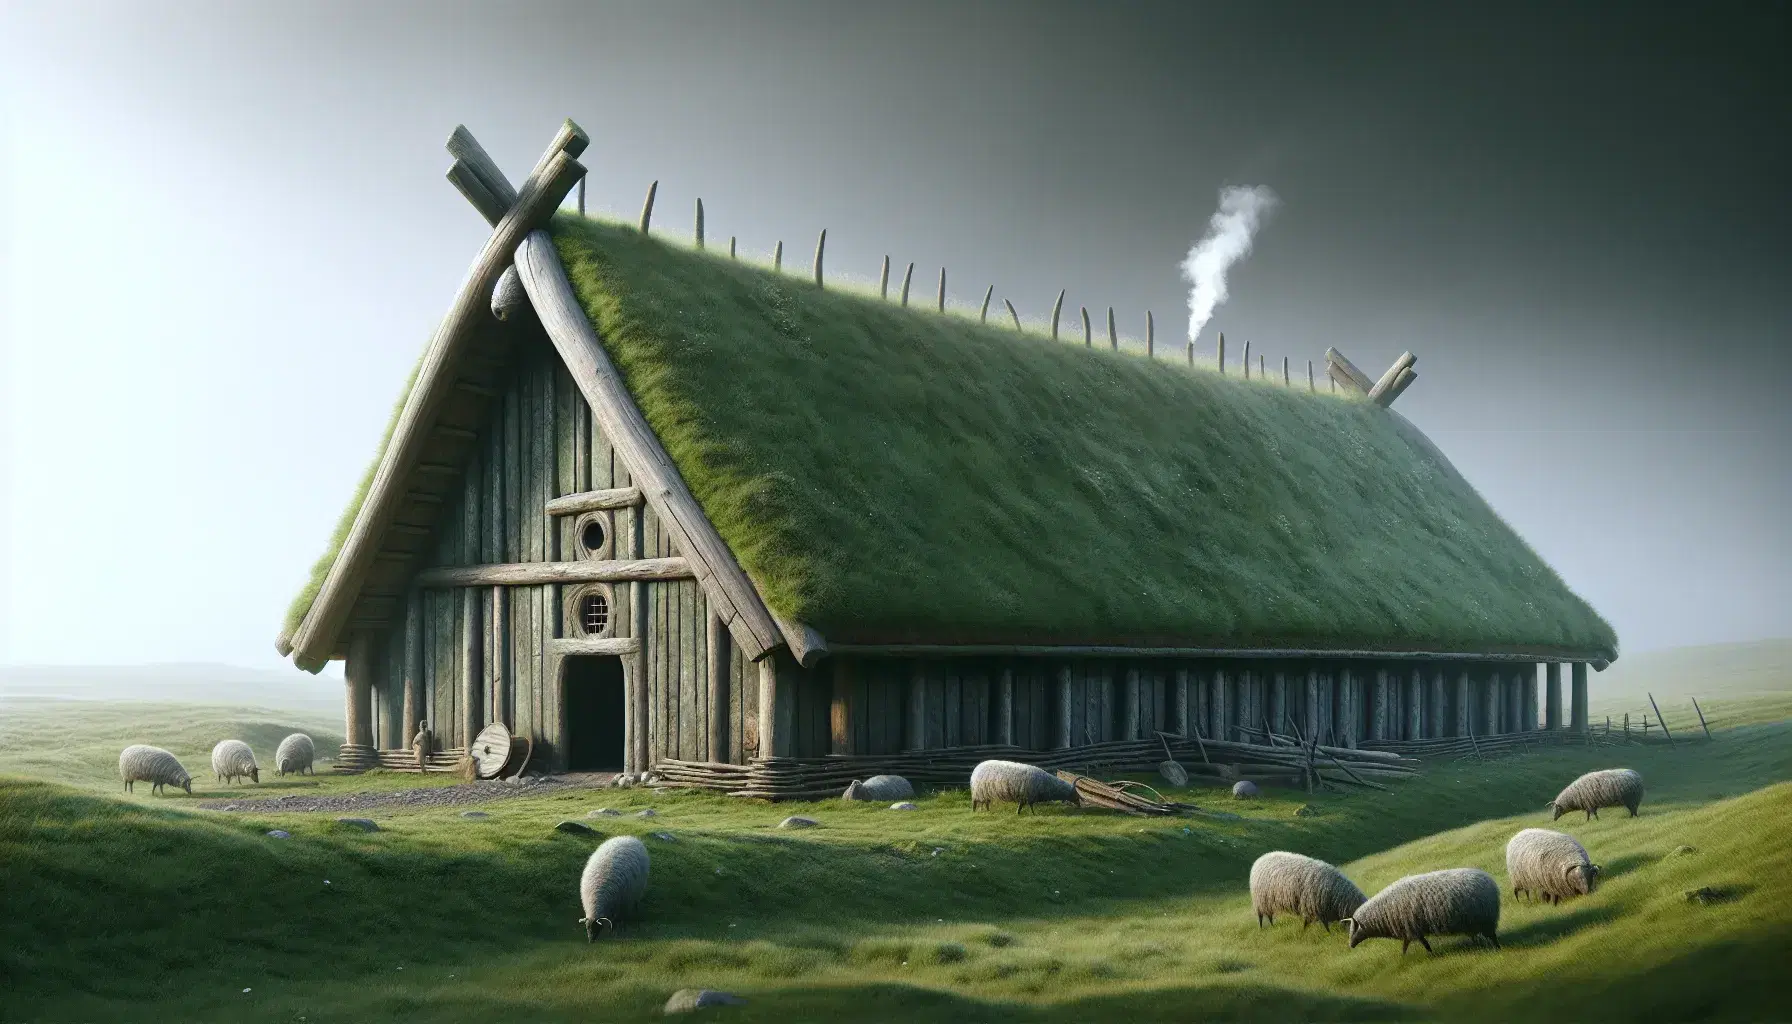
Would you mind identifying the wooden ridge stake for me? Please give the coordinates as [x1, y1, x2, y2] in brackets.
[1307, 359, 1315, 392]
[1243, 340, 1252, 378]
[773, 240, 783, 271]
[880, 256, 890, 299]
[729, 236, 737, 259]
[576, 176, 585, 216]
[937, 267, 946, 312]
[1282, 356, 1290, 386]
[813, 229, 826, 288]
[1217, 332, 1227, 374]
[1146, 310, 1155, 358]
[1005, 299, 1021, 330]
[639, 181, 658, 234]
[900, 262, 914, 306]
[1081, 306, 1092, 347]
[695, 198, 705, 248]
[980, 285, 993, 323]
[1185, 340, 1194, 366]
[1107, 307, 1117, 351]
[1050, 289, 1065, 340]
[1259, 353, 1265, 378]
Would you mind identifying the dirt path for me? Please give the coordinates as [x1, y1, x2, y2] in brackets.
[198, 771, 619, 814]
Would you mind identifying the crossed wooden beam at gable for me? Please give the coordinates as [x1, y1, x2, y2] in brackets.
[1326, 347, 1418, 407]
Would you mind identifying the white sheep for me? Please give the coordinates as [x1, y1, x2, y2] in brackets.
[578, 835, 650, 942]
[1346, 868, 1501, 954]
[1550, 768, 1644, 821]
[1249, 851, 1366, 931]
[969, 760, 1079, 814]
[842, 775, 915, 802]
[119, 745, 193, 796]
[275, 733, 315, 776]
[211, 739, 260, 784]
[1506, 828, 1600, 905]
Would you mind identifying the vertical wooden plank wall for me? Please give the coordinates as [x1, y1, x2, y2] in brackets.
[1545, 662, 1563, 730]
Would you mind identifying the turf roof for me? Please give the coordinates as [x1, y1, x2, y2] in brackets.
[547, 215, 1617, 658]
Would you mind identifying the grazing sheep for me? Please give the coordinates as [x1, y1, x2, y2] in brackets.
[578, 835, 650, 942]
[1506, 828, 1600, 905]
[119, 745, 192, 796]
[1249, 851, 1366, 931]
[1346, 868, 1501, 954]
[1550, 768, 1644, 821]
[275, 733, 315, 776]
[969, 760, 1079, 814]
[842, 775, 915, 802]
[211, 739, 260, 784]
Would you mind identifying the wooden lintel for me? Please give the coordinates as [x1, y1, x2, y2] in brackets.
[1324, 347, 1373, 394]
[544, 486, 644, 517]
[415, 557, 692, 588]
[548, 636, 642, 658]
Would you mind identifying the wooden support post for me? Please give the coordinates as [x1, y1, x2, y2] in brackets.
[1483, 668, 1502, 736]
[980, 285, 993, 323]
[1210, 667, 1229, 742]
[1522, 664, 1538, 731]
[576, 176, 585, 216]
[1050, 289, 1065, 340]
[1408, 666, 1423, 739]
[402, 592, 422, 743]
[1282, 356, 1291, 387]
[1186, 341, 1195, 366]
[729, 237, 736, 258]
[1259, 354, 1266, 378]
[937, 267, 947, 312]
[996, 666, 1015, 745]
[1454, 669, 1471, 738]
[1270, 670, 1288, 739]
[758, 656, 782, 757]
[1307, 359, 1316, 392]
[345, 631, 374, 748]
[1369, 668, 1390, 741]
[639, 181, 658, 234]
[1571, 662, 1589, 733]
[900, 262, 914, 306]
[1648, 692, 1676, 744]
[1107, 307, 1118, 351]
[1342, 667, 1360, 748]
[1305, 667, 1321, 742]
[1428, 666, 1445, 739]
[1172, 668, 1190, 735]
[1217, 332, 1227, 374]
[1147, 311, 1155, 358]
[906, 661, 928, 750]
[694, 198, 705, 248]
[830, 654, 856, 754]
[460, 590, 481, 748]
[1056, 664, 1074, 749]
[1121, 666, 1141, 740]
[629, 505, 648, 771]
[491, 585, 509, 728]
[813, 229, 826, 288]
[1545, 662, 1563, 730]
[880, 256, 890, 299]
[708, 612, 729, 761]
[1081, 306, 1092, 347]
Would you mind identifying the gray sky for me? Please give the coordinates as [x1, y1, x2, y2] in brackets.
[2, 0, 1787, 674]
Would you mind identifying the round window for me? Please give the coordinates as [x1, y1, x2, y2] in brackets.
[580, 517, 607, 555]
[579, 592, 610, 636]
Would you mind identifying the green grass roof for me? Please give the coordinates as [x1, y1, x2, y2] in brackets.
[550, 216, 1617, 657]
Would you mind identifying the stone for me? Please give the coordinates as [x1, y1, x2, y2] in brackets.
[555, 820, 598, 836]
[1671, 844, 1698, 856]
[336, 817, 380, 832]
[889, 802, 918, 811]
[1231, 780, 1260, 800]
[779, 815, 818, 829]
[664, 989, 747, 1015]
[587, 808, 622, 818]
[1158, 760, 1189, 787]
[652, 831, 678, 842]
[460, 811, 489, 819]
[265, 829, 290, 839]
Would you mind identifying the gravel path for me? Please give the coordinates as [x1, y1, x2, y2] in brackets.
[199, 772, 617, 814]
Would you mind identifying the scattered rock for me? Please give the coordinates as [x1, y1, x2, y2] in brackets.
[889, 802, 918, 811]
[1671, 844, 1698, 857]
[587, 808, 622, 818]
[265, 829, 290, 839]
[652, 831, 678, 842]
[460, 810, 489, 819]
[336, 817, 380, 832]
[779, 816, 818, 829]
[664, 989, 747, 1015]
[1293, 804, 1318, 817]
[1684, 886, 1732, 906]
[1231, 781, 1260, 800]
[635, 808, 658, 818]
[555, 820, 599, 836]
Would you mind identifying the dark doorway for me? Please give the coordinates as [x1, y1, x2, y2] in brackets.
[564, 655, 626, 771]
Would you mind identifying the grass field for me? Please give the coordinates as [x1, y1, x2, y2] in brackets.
[3, 687, 1787, 1022]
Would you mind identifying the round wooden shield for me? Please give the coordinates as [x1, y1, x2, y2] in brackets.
[499, 735, 533, 779]
[471, 723, 512, 780]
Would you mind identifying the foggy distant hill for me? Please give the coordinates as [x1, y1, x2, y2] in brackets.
[1591, 638, 1791, 707]
[0, 662, 342, 715]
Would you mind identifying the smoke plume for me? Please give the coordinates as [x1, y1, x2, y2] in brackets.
[1182, 185, 1279, 343]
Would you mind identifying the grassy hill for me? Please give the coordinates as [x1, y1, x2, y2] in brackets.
[1588, 638, 1792, 738]
[3, 693, 1786, 1021]
[0, 662, 345, 715]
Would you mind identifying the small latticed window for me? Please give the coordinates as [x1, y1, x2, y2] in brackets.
[580, 592, 610, 636]
[581, 518, 607, 554]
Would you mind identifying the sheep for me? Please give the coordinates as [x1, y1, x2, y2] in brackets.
[119, 745, 192, 796]
[969, 760, 1079, 814]
[1346, 868, 1501, 954]
[842, 774, 915, 802]
[1249, 851, 1367, 931]
[1506, 828, 1600, 905]
[1550, 768, 1644, 821]
[577, 835, 650, 942]
[275, 733, 315, 776]
[211, 739, 260, 784]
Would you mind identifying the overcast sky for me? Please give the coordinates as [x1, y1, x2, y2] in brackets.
[2, 1, 1787, 677]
